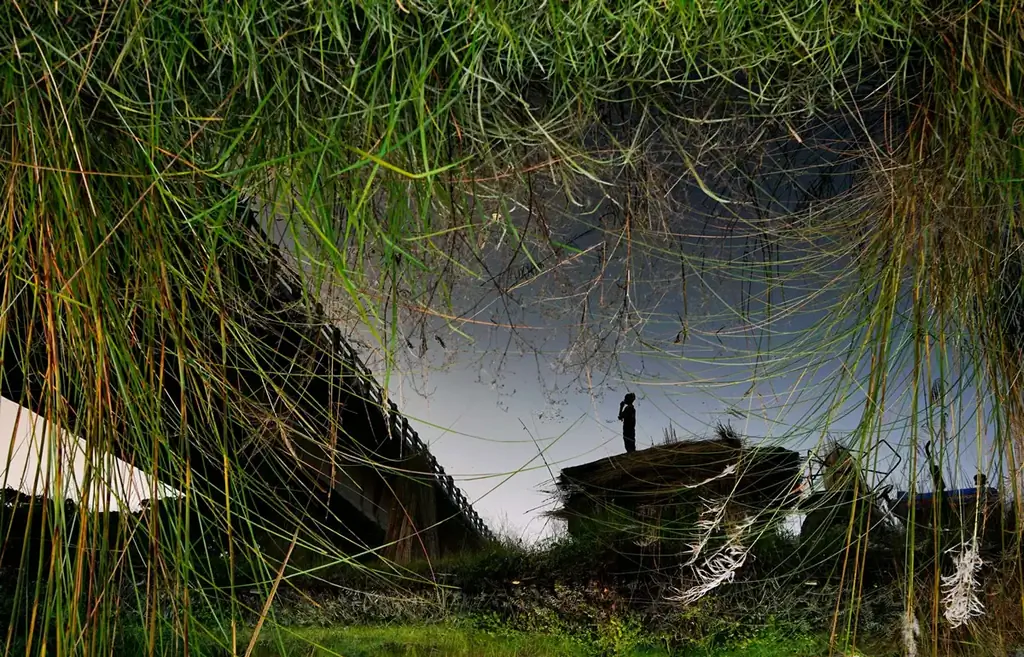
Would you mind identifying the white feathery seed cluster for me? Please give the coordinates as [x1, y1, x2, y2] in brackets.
[671, 543, 750, 606]
[670, 499, 755, 605]
[941, 539, 985, 628]
[902, 612, 920, 657]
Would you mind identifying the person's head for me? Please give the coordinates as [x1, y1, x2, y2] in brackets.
[975, 473, 988, 488]
[623, 393, 636, 405]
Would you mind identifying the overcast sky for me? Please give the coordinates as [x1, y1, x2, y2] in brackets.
[272, 167, 1002, 541]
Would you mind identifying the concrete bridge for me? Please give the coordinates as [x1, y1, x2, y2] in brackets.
[0, 203, 492, 567]
[248, 210, 492, 564]
[322, 333, 493, 562]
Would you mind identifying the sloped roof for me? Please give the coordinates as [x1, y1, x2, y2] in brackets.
[555, 435, 801, 509]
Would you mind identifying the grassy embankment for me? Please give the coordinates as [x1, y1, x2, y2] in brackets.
[250, 625, 825, 657]
[120, 623, 826, 657]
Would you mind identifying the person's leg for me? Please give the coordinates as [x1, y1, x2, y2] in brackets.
[624, 435, 636, 453]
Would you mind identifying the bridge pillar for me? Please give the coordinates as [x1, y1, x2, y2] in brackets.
[383, 450, 439, 564]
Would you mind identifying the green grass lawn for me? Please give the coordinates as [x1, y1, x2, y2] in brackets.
[675, 631, 825, 657]
[245, 624, 828, 657]
[249, 625, 597, 657]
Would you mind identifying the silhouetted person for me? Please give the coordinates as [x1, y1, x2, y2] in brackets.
[975, 473, 988, 491]
[618, 393, 636, 453]
[924, 440, 946, 529]
[924, 441, 945, 491]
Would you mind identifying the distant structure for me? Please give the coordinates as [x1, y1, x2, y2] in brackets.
[551, 424, 801, 543]
[890, 483, 1002, 537]
[798, 441, 1005, 557]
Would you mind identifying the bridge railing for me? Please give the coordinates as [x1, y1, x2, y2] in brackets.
[331, 331, 494, 542]
[242, 216, 493, 542]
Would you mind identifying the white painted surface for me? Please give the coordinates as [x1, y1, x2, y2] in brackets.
[0, 396, 174, 512]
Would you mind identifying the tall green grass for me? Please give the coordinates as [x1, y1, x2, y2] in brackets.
[2, 1, 1024, 656]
